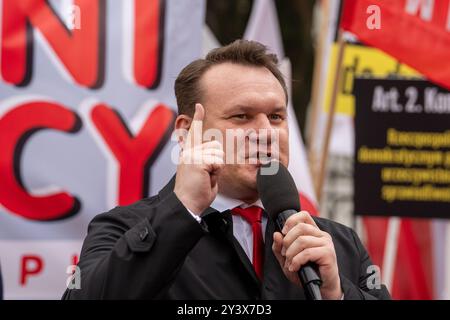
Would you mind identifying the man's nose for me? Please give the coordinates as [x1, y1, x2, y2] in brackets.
[254, 114, 273, 130]
[248, 115, 276, 145]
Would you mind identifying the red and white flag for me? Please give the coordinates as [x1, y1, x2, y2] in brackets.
[341, 0, 450, 90]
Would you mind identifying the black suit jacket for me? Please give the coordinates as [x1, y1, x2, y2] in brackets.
[62, 178, 390, 300]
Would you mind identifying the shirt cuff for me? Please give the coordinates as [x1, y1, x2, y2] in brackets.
[186, 208, 202, 223]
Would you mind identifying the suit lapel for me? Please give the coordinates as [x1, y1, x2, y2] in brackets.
[204, 209, 261, 289]
[227, 211, 262, 287]
[159, 177, 262, 291]
[262, 215, 280, 297]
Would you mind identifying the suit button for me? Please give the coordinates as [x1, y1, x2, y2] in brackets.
[139, 227, 149, 241]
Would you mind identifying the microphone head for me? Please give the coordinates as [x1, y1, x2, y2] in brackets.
[256, 161, 301, 221]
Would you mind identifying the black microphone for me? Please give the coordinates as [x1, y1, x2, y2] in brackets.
[256, 161, 322, 300]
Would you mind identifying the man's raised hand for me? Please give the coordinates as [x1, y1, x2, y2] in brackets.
[174, 104, 224, 215]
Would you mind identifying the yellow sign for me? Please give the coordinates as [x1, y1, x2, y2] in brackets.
[324, 44, 422, 115]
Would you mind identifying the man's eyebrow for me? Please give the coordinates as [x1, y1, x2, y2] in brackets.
[229, 105, 287, 113]
[271, 106, 287, 113]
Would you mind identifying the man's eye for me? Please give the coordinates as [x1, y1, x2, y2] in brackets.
[233, 114, 248, 120]
[269, 114, 283, 121]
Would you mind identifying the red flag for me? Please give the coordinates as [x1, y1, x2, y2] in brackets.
[341, 0, 450, 90]
[363, 217, 434, 299]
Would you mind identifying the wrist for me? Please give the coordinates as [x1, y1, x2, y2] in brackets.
[174, 190, 203, 216]
[321, 276, 343, 300]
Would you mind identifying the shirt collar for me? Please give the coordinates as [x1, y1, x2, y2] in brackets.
[211, 192, 264, 212]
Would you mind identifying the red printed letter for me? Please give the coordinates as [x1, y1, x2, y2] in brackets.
[89, 103, 174, 205]
[133, 0, 164, 89]
[0, 100, 81, 220]
[20, 255, 44, 286]
[1, 0, 105, 87]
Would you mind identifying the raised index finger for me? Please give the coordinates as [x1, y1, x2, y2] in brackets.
[185, 103, 205, 149]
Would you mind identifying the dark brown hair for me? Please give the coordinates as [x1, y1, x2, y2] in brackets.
[174, 39, 288, 116]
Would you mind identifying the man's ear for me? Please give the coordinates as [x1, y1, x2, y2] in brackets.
[174, 114, 192, 146]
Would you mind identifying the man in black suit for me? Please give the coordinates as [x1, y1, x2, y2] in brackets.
[63, 40, 390, 300]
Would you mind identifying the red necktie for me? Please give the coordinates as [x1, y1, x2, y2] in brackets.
[231, 206, 264, 280]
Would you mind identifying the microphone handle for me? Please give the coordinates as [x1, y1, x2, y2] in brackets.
[276, 210, 323, 300]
